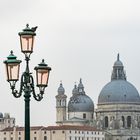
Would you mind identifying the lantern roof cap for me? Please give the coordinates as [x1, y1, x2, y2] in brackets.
[34, 59, 51, 70]
[18, 24, 37, 36]
[4, 51, 21, 64]
[7, 50, 16, 59]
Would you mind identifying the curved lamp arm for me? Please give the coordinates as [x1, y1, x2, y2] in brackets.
[9, 74, 25, 98]
[8, 72, 46, 101]
[29, 75, 44, 101]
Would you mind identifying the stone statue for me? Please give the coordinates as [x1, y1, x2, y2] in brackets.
[132, 119, 138, 128]
[96, 118, 103, 130]
[109, 118, 115, 129]
[119, 119, 123, 129]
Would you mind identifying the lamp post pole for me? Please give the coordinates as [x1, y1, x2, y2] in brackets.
[4, 24, 51, 140]
[25, 89, 31, 140]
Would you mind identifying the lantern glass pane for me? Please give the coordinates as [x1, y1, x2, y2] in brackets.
[5, 64, 9, 81]
[7, 63, 20, 81]
[20, 35, 34, 53]
[37, 69, 49, 86]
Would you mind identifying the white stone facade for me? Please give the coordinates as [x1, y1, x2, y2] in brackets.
[0, 125, 105, 140]
[68, 111, 94, 121]
[96, 103, 140, 129]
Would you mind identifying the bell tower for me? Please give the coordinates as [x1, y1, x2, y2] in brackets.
[56, 82, 67, 125]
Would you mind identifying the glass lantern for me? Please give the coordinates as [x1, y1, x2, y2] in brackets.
[4, 51, 21, 81]
[34, 59, 51, 87]
[18, 24, 37, 56]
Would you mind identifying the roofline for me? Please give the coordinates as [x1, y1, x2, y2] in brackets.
[2, 125, 102, 132]
[97, 102, 140, 105]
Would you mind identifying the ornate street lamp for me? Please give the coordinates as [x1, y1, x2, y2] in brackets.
[4, 24, 51, 140]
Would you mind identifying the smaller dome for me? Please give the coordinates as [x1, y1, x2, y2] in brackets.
[57, 82, 65, 95]
[68, 79, 94, 112]
[68, 94, 94, 112]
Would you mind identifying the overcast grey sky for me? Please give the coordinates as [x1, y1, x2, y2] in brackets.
[1, 0, 140, 126]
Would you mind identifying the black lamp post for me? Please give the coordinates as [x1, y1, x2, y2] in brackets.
[3, 24, 51, 140]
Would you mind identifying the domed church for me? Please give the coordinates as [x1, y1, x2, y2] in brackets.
[56, 79, 94, 126]
[96, 54, 140, 140]
[56, 54, 140, 140]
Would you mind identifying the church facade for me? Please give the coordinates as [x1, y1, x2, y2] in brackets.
[56, 54, 140, 140]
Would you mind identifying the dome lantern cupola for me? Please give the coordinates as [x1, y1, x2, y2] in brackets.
[78, 78, 85, 94]
[111, 54, 126, 81]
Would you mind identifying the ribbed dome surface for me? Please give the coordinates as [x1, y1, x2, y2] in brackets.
[68, 94, 94, 112]
[98, 79, 140, 104]
[114, 60, 123, 67]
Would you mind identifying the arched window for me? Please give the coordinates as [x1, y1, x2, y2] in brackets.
[128, 137, 136, 140]
[63, 99, 66, 106]
[83, 113, 86, 119]
[105, 116, 108, 128]
[122, 116, 125, 127]
[44, 136, 47, 140]
[127, 116, 131, 128]
[61, 100, 63, 106]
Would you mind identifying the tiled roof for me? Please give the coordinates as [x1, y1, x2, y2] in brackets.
[1, 126, 43, 131]
[1, 125, 100, 132]
[43, 125, 99, 131]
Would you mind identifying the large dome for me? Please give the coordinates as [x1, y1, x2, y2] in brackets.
[98, 80, 140, 104]
[98, 54, 140, 104]
[68, 79, 94, 112]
